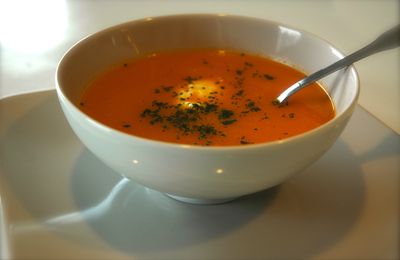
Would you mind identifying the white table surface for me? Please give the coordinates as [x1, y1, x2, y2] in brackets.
[0, 1, 399, 259]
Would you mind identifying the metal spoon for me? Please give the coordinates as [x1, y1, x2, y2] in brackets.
[276, 25, 400, 104]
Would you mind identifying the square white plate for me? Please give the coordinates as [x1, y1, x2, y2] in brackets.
[0, 90, 398, 259]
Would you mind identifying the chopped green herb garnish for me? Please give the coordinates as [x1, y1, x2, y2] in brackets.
[233, 89, 244, 98]
[240, 136, 252, 145]
[263, 74, 274, 80]
[218, 109, 234, 119]
[246, 100, 261, 112]
[204, 103, 218, 113]
[162, 86, 173, 92]
[196, 125, 217, 139]
[221, 119, 237, 125]
[183, 76, 199, 84]
[272, 99, 288, 107]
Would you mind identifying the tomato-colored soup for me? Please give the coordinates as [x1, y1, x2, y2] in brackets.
[79, 49, 335, 146]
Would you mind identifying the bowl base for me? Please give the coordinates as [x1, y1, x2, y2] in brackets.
[166, 193, 238, 204]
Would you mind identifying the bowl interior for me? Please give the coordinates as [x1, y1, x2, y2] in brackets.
[57, 14, 358, 121]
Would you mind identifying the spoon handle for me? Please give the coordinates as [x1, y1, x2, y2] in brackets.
[276, 24, 400, 103]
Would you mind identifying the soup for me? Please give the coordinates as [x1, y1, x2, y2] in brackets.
[79, 49, 335, 146]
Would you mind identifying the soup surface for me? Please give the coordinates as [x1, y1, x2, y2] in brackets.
[79, 49, 335, 146]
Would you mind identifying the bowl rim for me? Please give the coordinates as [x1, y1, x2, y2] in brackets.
[55, 13, 360, 151]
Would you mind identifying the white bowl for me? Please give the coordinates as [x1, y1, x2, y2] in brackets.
[56, 14, 359, 204]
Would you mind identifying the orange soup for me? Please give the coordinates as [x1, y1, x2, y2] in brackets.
[79, 49, 335, 146]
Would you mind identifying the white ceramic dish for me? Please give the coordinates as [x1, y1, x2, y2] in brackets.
[0, 90, 398, 259]
[56, 14, 359, 203]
